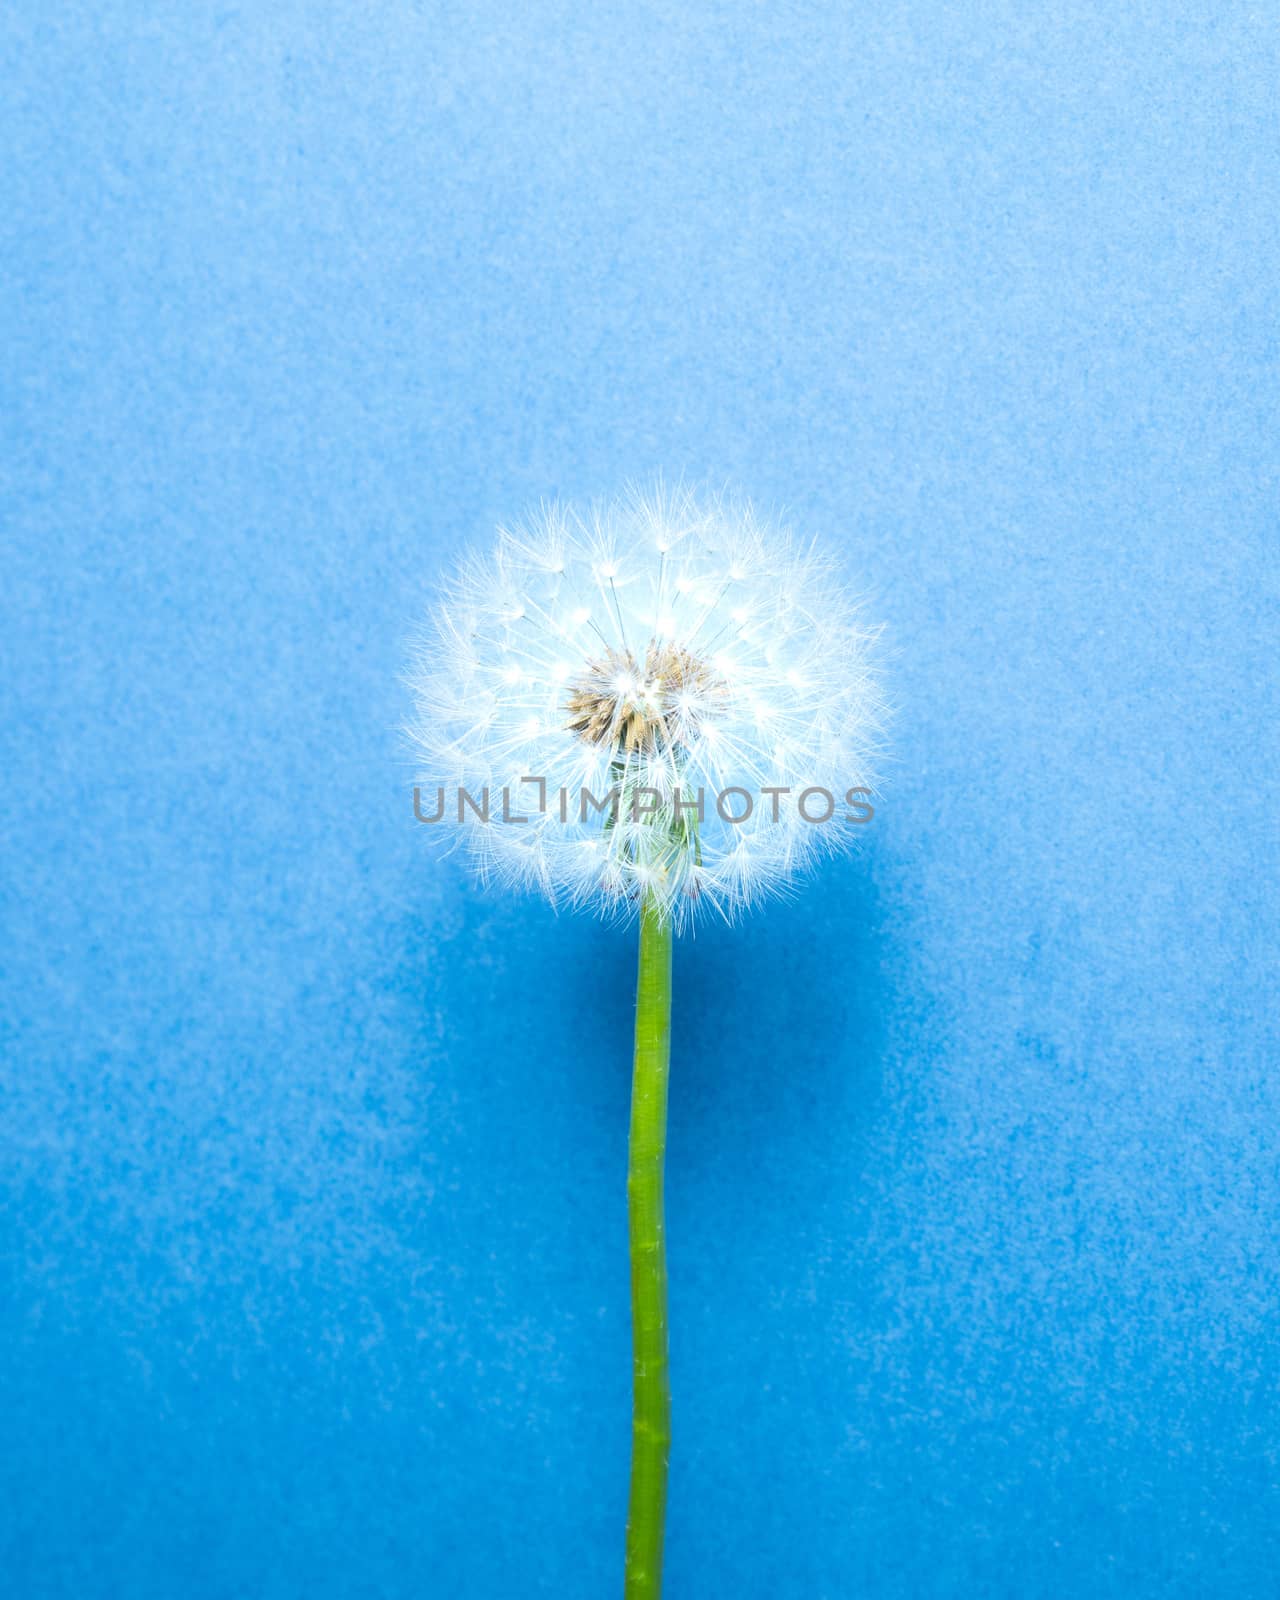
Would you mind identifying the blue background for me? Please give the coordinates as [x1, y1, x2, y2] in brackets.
[3, 4, 1277, 1596]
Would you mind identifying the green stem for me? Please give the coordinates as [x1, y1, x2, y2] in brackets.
[625, 896, 674, 1599]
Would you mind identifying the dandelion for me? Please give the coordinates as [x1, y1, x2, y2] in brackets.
[406, 484, 887, 1597]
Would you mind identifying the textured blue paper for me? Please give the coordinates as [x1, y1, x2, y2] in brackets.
[3, 4, 1278, 1596]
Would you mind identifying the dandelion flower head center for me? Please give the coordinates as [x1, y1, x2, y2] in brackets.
[564, 640, 727, 755]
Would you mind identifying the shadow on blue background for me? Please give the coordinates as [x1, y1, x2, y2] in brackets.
[2, 3, 1278, 1595]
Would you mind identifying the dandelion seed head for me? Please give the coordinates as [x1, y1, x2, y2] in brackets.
[406, 483, 887, 927]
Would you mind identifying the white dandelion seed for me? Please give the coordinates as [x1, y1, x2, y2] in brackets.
[406, 483, 887, 927]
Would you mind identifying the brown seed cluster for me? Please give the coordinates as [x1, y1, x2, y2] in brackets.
[565, 640, 725, 754]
